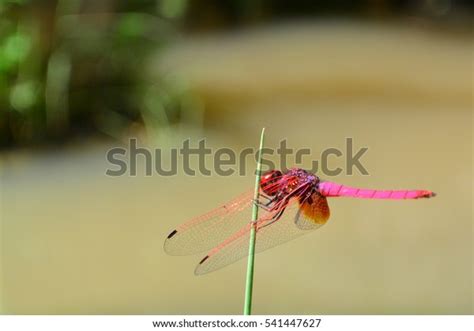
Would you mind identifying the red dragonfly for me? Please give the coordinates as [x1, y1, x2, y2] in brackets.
[164, 168, 435, 275]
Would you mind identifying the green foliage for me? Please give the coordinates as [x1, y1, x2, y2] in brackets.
[0, 0, 189, 147]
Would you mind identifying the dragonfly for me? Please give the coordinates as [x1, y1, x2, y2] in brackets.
[164, 168, 435, 275]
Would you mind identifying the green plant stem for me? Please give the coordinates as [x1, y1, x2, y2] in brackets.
[243, 127, 265, 315]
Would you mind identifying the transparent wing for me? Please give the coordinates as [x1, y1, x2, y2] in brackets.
[195, 192, 330, 275]
[164, 190, 254, 255]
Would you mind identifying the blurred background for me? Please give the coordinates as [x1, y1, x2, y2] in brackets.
[0, 0, 472, 314]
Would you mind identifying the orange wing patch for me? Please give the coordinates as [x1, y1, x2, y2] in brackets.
[299, 192, 330, 225]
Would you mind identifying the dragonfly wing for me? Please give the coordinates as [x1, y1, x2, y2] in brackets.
[164, 190, 254, 256]
[194, 222, 254, 275]
[294, 191, 330, 230]
[195, 195, 330, 275]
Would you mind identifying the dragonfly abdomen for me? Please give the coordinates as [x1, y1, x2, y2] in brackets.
[318, 181, 435, 199]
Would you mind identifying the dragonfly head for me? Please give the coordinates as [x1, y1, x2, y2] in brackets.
[260, 170, 283, 196]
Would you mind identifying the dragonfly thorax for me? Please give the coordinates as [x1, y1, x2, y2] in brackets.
[260, 168, 319, 197]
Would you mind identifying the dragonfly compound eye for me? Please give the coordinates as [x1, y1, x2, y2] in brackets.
[260, 170, 283, 196]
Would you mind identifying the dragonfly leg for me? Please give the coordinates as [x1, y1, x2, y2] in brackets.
[253, 194, 279, 211]
[258, 183, 313, 227]
[259, 197, 291, 229]
[259, 193, 272, 201]
[259, 184, 313, 229]
[272, 207, 286, 221]
[259, 206, 287, 229]
[253, 199, 274, 211]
